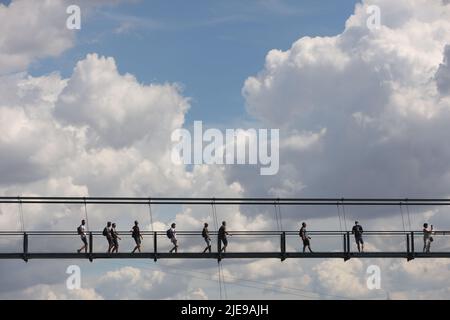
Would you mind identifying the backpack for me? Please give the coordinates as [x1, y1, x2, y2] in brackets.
[77, 225, 82, 235]
[166, 228, 173, 239]
[103, 227, 108, 236]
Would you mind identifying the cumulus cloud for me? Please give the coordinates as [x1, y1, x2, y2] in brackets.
[0, 0, 74, 74]
[241, 0, 450, 204]
[3, 0, 450, 300]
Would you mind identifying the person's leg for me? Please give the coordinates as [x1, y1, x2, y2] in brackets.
[360, 238, 364, 252]
[423, 239, 427, 252]
[307, 240, 313, 253]
[107, 238, 112, 253]
[83, 237, 88, 253]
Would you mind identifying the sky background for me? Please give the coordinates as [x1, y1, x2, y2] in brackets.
[1, 0, 450, 300]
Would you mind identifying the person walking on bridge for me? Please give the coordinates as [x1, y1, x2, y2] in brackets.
[103, 221, 113, 253]
[423, 223, 434, 253]
[131, 220, 143, 253]
[168, 223, 178, 253]
[352, 221, 364, 252]
[202, 222, 212, 253]
[111, 223, 121, 253]
[218, 221, 229, 253]
[77, 219, 88, 253]
[299, 222, 313, 253]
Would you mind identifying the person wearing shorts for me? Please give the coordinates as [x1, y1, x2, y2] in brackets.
[352, 221, 364, 252]
[131, 220, 143, 253]
[169, 223, 178, 253]
[77, 219, 88, 253]
[202, 222, 211, 253]
[218, 221, 229, 252]
[299, 222, 313, 253]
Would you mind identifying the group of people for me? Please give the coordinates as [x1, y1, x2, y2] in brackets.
[77, 219, 436, 254]
[77, 220, 143, 254]
[298, 221, 365, 253]
[165, 221, 229, 254]
[76, 220, 229, 254]
[299, 221, 436, 253]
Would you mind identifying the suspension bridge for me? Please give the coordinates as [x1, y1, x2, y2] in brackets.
[1, 197, 449, 262]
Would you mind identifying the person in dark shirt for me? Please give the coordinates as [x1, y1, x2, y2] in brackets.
[352, 221, 364, 252]
[103, 221, 113, 253]
[218, 221, 229, 252]
[202, 222, 211, 253]
[111, 223, 121, 253]
[299, 222, 313, 253]
[131, 220, 143, 253]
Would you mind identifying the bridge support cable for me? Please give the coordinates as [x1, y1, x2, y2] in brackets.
[405, 200, 412, 231]
[276, 199, 283, 231]
[340, 199, 348, 231]
[83, 197, 90, 231]
[399, 203, 406, 233]
[211, 199, 225, 299]
[148, 198, 154, 232]
[17, 196, 25, 232]
[336, 203, 343, 233]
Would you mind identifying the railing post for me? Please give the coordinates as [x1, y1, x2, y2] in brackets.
[406, 233, 411, 261]
[23, 232, 28, 262]
[280, 232, 286, 261]
[410, 231, 415, 260]
[89, 232, 93, 262]
[218, 235, 222, 262]
[154, 232, 157, 262]
[343, 233, 347, 255]
[344, 231, 350, 261]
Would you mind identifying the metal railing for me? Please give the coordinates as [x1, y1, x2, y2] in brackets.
[1, 230, 449, 262]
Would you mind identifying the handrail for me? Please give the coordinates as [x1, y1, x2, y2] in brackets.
[2, 196, 450, 205]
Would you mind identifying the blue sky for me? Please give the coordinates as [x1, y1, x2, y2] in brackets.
[30, 0, 360, 125]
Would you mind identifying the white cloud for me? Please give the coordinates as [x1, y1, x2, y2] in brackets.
[0, 0, 74, 74]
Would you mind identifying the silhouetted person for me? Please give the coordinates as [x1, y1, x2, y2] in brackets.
[299, 222, 313, 253]
[111, 223, 121, 253]
[202, 222, 211, 253]
[77, 219, 88, 253]
[423, 223, 433, 253]
[168, 223, 178, 253]
[218, 221, 229, 252]
[103, 221, 113, 253]
[352, 221, 364, 252]
[131, 220, 143, 253]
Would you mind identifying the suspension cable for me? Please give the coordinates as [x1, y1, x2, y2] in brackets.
[18, 196, 25, 232]
[277, 199, 283, 231]
[148, 197, 154, 232]
[211, 198, 223, 299]
[336, 203, 343, 232]
[399, 203, 406, 232]
[273, 201, 280, 231]
[405, 199, 412, 231]
[341, 199, 348, 230]
[83, 197, 90, 231]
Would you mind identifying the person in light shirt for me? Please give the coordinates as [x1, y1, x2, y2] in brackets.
[77, 219, 88, 253]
